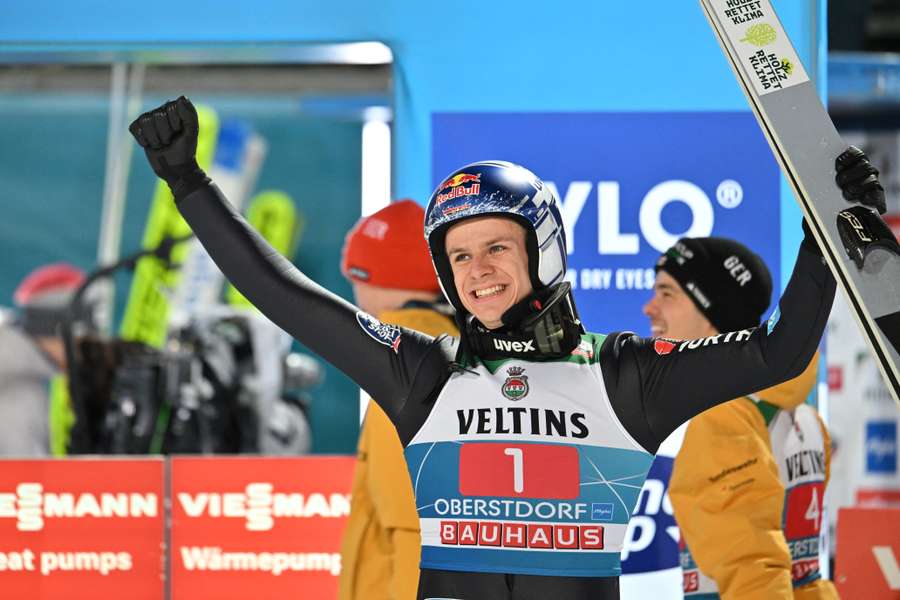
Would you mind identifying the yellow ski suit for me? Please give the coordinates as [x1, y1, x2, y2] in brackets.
[669, 353, 839, 600]
[338, 306, 457, 600]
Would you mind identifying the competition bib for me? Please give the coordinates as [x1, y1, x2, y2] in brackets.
[405, 335, 654, 577]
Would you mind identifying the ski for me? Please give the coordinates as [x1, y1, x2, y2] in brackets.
[700, 0, 900, 406]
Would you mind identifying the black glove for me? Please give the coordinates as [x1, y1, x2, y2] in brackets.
[129, 96, 209, 198]
[804, 146, 888, 256]
[835, 145, 886, 214]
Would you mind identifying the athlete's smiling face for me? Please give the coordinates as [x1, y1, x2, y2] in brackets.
[445, 216, 533, 329]
[642, 270, 717, 340]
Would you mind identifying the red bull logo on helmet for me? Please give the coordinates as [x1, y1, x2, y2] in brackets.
[441, 173, 481, 189]
[437, 173, 481, 204]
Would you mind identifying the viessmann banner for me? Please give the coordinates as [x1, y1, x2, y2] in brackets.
[432, 112, 782, 335]
[170, 456, 355, 600]
[0, 457, 355, 599]
[0, 459, 165, 600]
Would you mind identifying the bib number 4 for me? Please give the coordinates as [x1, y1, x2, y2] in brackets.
[784, 481, 825, 540]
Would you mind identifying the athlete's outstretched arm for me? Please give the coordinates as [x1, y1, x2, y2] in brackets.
[603, 148, 883, 454]
[128, 96, 450, 420]
[602, 239, 834, 453]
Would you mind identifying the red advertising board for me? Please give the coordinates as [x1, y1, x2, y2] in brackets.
[0, 459, 165, 600]
[835, 507, 900, 599]
[170, 456, 355, 600]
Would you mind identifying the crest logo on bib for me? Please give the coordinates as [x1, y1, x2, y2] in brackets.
[501, 366, 529, 401]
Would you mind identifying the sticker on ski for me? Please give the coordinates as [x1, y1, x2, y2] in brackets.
[704, 0, 808, 96]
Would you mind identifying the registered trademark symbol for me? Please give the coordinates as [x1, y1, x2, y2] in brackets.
[716, 179, 743, 209]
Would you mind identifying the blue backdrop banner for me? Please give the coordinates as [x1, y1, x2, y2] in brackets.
[619, 455, 680, 574]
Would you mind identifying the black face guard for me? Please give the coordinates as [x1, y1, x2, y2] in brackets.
[464, 282, 584, 360]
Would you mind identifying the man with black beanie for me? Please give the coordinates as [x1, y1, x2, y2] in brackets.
[646, 237, 773, 341]
[645, 238, 838, 599]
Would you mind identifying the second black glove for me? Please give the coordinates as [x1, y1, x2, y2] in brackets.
[835, 145, 886, 214]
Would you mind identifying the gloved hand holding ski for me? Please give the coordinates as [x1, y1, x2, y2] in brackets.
[829, 146, 897, 268]
[802, 146, 886, 256]
[129, 96, 209, 198]
[835, 146, 886, 215]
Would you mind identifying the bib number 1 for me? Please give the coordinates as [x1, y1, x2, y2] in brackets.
[504, 448, 525, 493]
[458, 443, 581, 499]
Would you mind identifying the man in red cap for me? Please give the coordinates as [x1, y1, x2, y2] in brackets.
[338, 200, 458, 600]
[0, 263, 91, 456]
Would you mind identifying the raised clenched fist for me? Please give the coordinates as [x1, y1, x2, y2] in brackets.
[130, 96, 208, 198]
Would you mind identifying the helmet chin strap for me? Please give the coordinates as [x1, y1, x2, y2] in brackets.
[465, 282, 584, 360]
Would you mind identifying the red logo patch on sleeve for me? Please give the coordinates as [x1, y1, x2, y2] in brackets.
[654, 339, 677, 356]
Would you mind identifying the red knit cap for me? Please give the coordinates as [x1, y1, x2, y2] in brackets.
[341, 199, 440, 293]
[13, 263, 89, 337]
[14, 263, 85, 307]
